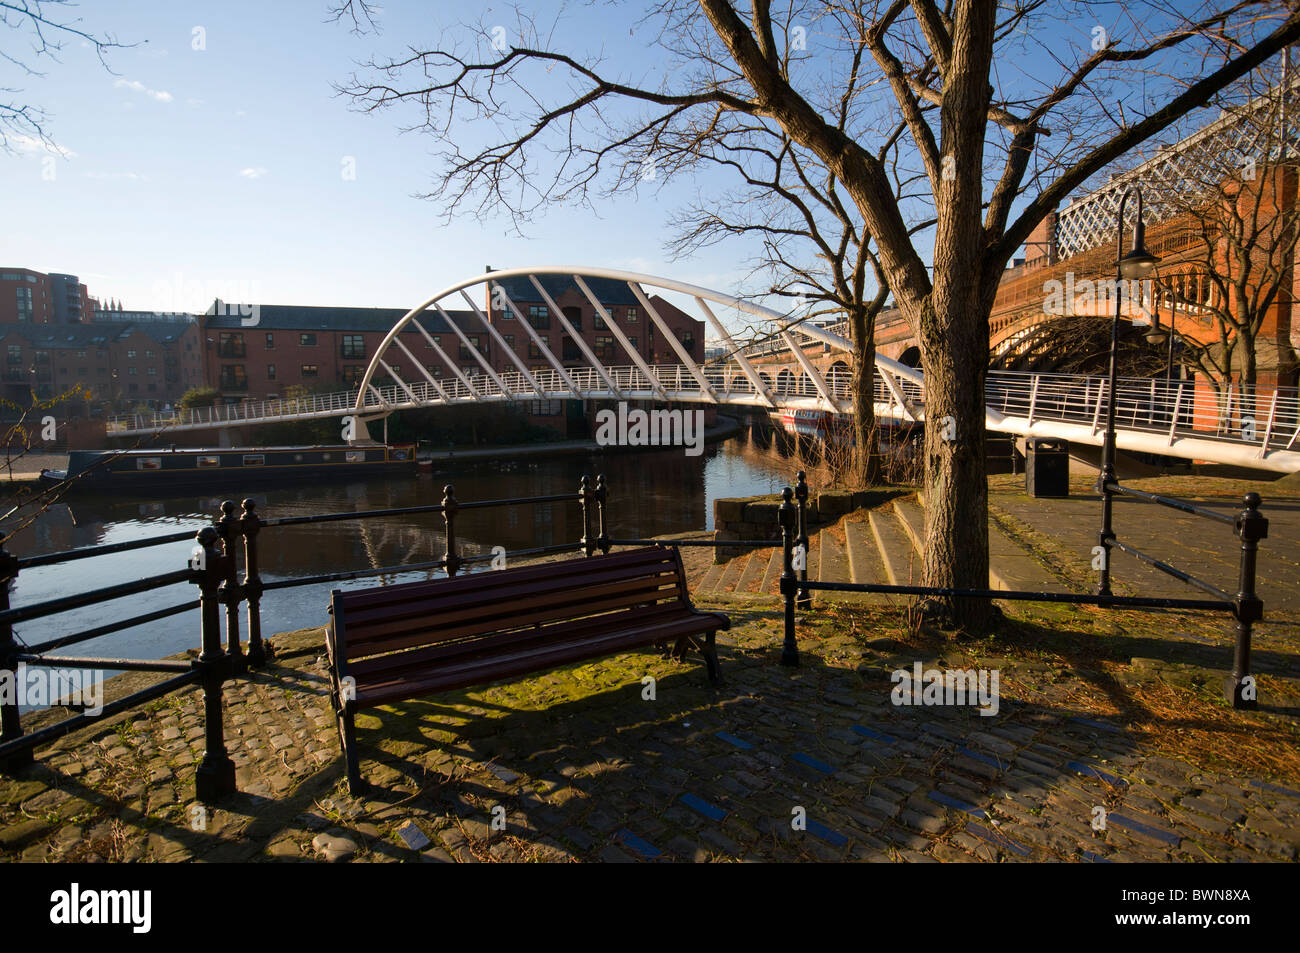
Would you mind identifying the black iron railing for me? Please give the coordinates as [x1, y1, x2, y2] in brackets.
[0, 477, 617, 801]
[770, 475, 1268, 710]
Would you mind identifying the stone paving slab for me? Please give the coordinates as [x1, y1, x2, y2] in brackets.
[3, 592, 1299, 863]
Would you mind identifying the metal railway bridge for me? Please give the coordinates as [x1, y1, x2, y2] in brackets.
[109, 267, 1300, 474]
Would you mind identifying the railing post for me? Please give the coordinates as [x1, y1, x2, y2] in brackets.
[795, 470, 811, 610]
[0, 545, 31, 770]
[595, 474, 612, 555]
[442, 484, 460, 577]
[240, 499, 267, 668]
[191, 526, 236, 803]
[779, 486, 799, 667]
[217, 500, 245, 675]
[579, 475, 595, 557]
[1226, 492, 1267, 710]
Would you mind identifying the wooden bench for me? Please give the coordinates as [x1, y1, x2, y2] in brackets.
[326, 546, 728, 793]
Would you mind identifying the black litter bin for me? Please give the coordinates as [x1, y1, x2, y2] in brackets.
[1025, 439, 1069, 497]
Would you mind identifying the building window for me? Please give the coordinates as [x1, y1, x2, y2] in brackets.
[147, 367, 157, 376]
[267, 364, 276, 380]
[426, 364, 441, 378]
[527, 305, 549, 330]
[265, 333, 275, 349]
[301, 364, 319, 378]
[76, 349, 87, 358]
[127, 366, 138, 376]
[626, 307, 638, 323]
[219, 365, 247, 390]
[342, 366, 364, 385]
[126, 349, 137, 359]
[628, 336, 638, 351]
[217, 333, 245, 358]
[341, 334, 365, 359]
[502, 334, 514, 352]
[145, 350, 154, 358]
[300, 333, 317, 347]
[562, 306, 582, 332]
[459, 335, 485, 361]
[595, 335, 615, 362]
[15, 287, 33, 322]
[6, 346, 19, 365]
[680, 330, 695, 351]
[528, 341, 544, 360]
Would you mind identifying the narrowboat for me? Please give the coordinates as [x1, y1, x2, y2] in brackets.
[39, 444, 417, 492]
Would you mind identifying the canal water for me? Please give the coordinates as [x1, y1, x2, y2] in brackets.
[4, 432, 807, 685]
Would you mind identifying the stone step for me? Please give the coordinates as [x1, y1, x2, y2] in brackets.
[818, 530, 850, 585]
[892, 496, 925, 554]
[899, 494, 1057, 592]
[696, 560, 725, 594]
[759, 547, 783, 594]
[844, 518, 894, 604]
[869, 508, 921, 586]
[736, 547, 772, 593]
[716, 552, 750, 592]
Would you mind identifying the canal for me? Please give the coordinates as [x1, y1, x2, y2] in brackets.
[4, 431, 809, 680]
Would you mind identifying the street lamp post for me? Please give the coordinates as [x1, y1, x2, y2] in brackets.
[1097, 186, 1161, 597]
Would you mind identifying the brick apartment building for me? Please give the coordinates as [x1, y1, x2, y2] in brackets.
[202, 274, 710, 435]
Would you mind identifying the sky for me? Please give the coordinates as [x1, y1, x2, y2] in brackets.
[0, 1, 1265, 334]
[3, 1, 756, 319]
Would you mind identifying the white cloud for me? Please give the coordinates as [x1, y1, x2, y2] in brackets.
[240, 167, 268, 179]
[8, 133, 75, 158]
[114, 79, 174, 103]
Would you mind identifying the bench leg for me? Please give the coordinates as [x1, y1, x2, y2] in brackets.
[337, 706, 364, 796]
[702, 632, 721, 686]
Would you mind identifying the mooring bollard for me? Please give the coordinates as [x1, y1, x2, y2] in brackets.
[579, 475, 595, 557]
[779, 486, 799, 667]
[217, 500, 245, 674]
[1227, 492, 1267, 710]
[191, 526, 236, 803]
[240, 499, 267, 668]
[595, 474, 612, 555]
[795, 471, 811, 610]
[442, 484, 460, 577]
[0, 546, 30, 770]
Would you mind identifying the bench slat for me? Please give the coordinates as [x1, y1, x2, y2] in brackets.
[342, 574, 682, 656]
[356, 612, 726, 706]
[347, 601, 696, 681]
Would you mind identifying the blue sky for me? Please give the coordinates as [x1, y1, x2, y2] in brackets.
[2, 2, 747, 318]
[0, 1, 1262, 331]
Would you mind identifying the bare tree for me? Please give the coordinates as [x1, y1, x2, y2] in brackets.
[333, 0, 1300, 631]
[1, 0, 128, 151]
[1153, 65, 1300, 421]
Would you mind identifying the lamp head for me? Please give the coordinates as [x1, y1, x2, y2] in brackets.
[1119, 217, 1161, 280]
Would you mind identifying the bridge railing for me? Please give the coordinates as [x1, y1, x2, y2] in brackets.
[986, 370, 1300, 452]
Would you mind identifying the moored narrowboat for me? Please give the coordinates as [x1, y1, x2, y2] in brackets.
[39, 444, 417, 493]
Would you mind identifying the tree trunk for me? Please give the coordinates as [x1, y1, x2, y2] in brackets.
[849, 305, 880, 487]
[913, 0, 997, 633]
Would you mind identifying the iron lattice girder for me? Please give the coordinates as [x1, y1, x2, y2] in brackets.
[1055, 77, 1300, 259]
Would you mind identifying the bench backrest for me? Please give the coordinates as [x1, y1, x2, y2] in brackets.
[331, 546, 690, 663]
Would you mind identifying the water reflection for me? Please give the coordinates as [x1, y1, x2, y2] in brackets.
[4, 431, 801, 665]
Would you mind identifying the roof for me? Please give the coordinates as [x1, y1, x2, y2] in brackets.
[0, 324, 121, 348]
[202, 304, 479, 334]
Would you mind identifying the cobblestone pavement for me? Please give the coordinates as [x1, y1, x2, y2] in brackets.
[3, 589, 1298, 863]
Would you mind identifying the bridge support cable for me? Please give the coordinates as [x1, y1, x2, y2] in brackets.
[377, 358, 422, 406]
[410, 317, 482, 398]
[389, 334, 452, 402]
[629, 283, 716, 400]
[526, 275, 622, 396]
[572, 275, 667, 400]
[455, 292, 546, 397]
[489, 281, 583, 398]
[779, 330, 838, 409]
[694, 297, 777, 407]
